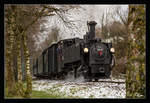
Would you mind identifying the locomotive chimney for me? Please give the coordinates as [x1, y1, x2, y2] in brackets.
[88, 21, 97, 40]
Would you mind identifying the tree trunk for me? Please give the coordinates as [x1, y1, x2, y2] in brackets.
[22, 34, 32, 97]
[126, 5, 145, 98]
[5, 7, 16, 95]
[16, 34, 24, 96]
[5, 36, 15, 94]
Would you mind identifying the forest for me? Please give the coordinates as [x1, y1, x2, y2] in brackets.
[4, 4, 145, 98]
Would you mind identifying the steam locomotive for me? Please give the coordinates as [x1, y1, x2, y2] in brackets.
[33, 21, 115, 81]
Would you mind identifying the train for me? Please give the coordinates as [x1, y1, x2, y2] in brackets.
[33, 21, 115, 82]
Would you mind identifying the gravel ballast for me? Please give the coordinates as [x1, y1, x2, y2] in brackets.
[32, 77, 126, 98]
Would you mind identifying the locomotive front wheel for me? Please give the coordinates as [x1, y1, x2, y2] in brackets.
[94, 78, 98, 82]
[105, 71, 111, 78]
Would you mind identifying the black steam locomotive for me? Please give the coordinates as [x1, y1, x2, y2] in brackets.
[33, 21, 115, 81]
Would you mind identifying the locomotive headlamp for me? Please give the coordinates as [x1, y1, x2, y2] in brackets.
[84, 48, 89, 53]
[110, 48, 115, 53]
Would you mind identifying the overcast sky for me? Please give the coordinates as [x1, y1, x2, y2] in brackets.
[35, 5, 128, 50]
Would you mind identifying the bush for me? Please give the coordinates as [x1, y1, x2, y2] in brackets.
[112, 57, 127, 78]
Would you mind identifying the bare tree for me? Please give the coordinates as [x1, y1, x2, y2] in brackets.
[111, 6, 128, 26]
[5, 4, 82, 97]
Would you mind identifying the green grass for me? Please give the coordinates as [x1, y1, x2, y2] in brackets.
[5, 90, 64, 99]
[5, 83, 65, 99]
[6, 89, 81, 99]
[5, 82, 80, 99]
[31, 90, 62, 98]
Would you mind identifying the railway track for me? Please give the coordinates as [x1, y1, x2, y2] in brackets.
[96, 79, 125, 84]
[55, 78, 126, 86]
[33, 76, 125, 84]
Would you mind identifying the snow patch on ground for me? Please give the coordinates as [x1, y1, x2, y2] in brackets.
[32, 78, 126, 98]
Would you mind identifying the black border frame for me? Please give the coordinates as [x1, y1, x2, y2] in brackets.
[1, 0, 150, 103]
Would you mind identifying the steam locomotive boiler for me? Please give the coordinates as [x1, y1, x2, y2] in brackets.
[33, 21, 115, 82]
